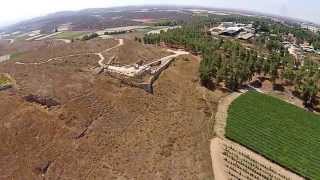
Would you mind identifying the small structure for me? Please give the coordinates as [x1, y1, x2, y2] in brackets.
[107, 64, 151, 77]
[209, 26, 225, 35]
[220, 27, 243, 36]
[208, 22, 256, 38]
[102, 49, 189, 93]
[57, 23, 72, 32]
[27, 30, 41, 37]
[300, 44, 315, 53]
[288, 45, 304, 60]
[238, 32, 255, 40]
[221, 22, 234, 28]
[301, 23, 320, 33]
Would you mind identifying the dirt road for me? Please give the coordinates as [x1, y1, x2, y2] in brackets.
[16, 39, 124, 66]
[98, 39, 124, 67]
[213, 92, 242, 137]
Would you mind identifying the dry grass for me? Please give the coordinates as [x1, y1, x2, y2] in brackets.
[0, 40, 226, 179]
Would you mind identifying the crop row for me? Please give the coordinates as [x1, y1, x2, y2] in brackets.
[226, 91, 320, 179]
[223, 143, 289, 180]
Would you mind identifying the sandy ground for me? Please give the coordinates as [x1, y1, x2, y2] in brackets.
[213, 92, 242, 138]
[210, 138, 228, 180]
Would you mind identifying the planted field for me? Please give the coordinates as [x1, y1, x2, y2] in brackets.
[53, 31, 87, 39]
[226, 91, 320, 179]
[221, 138, 302, 180]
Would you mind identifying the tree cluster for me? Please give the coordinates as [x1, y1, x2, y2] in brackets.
[153, 20, 178, 27]
[81, 33, 98, 41]
[143, 17, 320, 108]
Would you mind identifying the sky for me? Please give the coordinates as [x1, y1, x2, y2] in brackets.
[1, 0, 320, 27]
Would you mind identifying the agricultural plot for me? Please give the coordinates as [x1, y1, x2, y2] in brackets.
[226, 91, 320, 179]
[53, 31, 88, 39]
[221, 138, 302, 180]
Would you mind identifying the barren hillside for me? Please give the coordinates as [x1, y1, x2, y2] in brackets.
[0, 40, 225, 179]
[103, 39, 172, 65]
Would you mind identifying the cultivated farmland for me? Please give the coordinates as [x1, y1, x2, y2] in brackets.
[226, 91, 320, 179]
[53, 31, 88, 39]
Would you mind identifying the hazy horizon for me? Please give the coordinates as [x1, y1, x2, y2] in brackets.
[1, 0, 320, 27]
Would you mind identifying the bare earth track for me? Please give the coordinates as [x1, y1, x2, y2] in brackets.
[15, 39, 124, 66]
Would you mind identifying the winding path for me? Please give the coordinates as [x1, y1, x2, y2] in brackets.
[14, 38, 190, 79]
[98, 39, 124, 67]
[15, 39, 124, 66]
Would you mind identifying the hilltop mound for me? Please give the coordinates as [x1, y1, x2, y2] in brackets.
[0, 54, 225, 179]
[104, 39, 172, 65]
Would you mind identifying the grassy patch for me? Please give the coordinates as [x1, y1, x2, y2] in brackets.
[53, 31, 88, 39]
[226, 91, 320, 179]
[0, 75, 10, 85]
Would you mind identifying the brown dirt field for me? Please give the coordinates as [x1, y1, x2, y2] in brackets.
[10, 39, 118, 63]
[0, 45, 225, 179]
[0, 40, 55, 56]
[103, 40, 172, 65]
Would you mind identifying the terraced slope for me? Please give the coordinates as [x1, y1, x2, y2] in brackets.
[226, 91, 320, 179]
